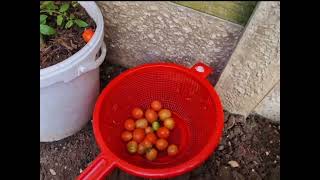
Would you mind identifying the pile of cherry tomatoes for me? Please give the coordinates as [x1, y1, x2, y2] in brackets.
[121, 100, 179, 161]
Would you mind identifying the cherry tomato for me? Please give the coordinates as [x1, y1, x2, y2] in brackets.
[132, 107, 144, 119]
[135, 118, 148, 128]
[133, 128, 145, 143]
[155, 138, 168, 151]
[145, 132, 157, 144]
[121, 131, 132, 142]
[151, 100, 162, 111]
[145, 127, 153, 134]
[167, 144, 179, 156]
[163, 118, 175, 130]
[124, 119, 135, 131]
[141, 139, 153, 149]
[137, 143, 146, 155]
[82, 28, 94, 43]
[146, 148, 158, 161]
[145, 109, 158, 123]
[158, 109, 172, 121]
[152, 121, 160, 131]
[157, 127, 170, 139]
[127, 141, 138, 154]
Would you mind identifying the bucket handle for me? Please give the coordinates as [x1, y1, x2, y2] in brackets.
[78, 42, 107, 75]
[76, 153, 115, 180]
[190, 62, 213, 79]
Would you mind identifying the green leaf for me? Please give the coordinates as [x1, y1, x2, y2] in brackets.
[40, 15, 47, 24]
[40, 24, 56, 35]
[65, 20, 74, 28]
[57, 15, 63, 26]
[75, 19, 88, 28]
[40, 1, 52, 10]
[59, 3, 69, 13]
[47, 2, 58, 10]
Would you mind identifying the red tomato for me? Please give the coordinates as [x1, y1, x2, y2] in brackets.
[133, 128, 145, 143]
[145, 127, 153, 134]
[124, 119, 135, 131]
[151, 100, 162, 111]
[82, 28, 94, 43]
[145, 109, 158, 123]
[132, 108, 144, 119]
[121, 131, 132, 142]
[155, 138, 168, 151]
[137, 143, 146, 155]
[157, 127, 170, 139]
[145, 133, 157, 144]
[141, 139, 153, 149]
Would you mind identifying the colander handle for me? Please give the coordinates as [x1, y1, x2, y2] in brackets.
[77, 153, 116, 180]
[191, 62, 213, 78]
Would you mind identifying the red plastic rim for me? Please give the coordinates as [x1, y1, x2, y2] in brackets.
[93, 63, 224, 178]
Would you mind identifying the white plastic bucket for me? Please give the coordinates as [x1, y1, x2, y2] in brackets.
[40, 2, 106, 142]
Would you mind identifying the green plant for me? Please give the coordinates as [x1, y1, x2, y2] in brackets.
[40, 1, 89, 46]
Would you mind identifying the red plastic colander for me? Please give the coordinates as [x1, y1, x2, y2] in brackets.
[77, 62, 224, 180]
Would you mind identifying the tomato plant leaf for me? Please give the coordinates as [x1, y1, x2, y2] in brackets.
[59, 3, 70, 13]
[75, 19, 88, 28]
[65, 20, 74, 28]
[40, 15, 47, 24]
[40, 24, 56, 35]
[57, 15, 63, 26]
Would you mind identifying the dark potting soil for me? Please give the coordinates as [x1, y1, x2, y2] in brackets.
[40, 1, 96, 69]
[40, 62, 280, 180]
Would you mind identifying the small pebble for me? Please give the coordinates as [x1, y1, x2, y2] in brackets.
[218, 145, 224, 151]
[55, 163, 58, 166]
[276, 155, 280, 159]
[63, 146, 66, 150]
[80, 169, 83, 173]
[49, 169, 56, 176]
[252, 169, 255, 172]
[270, 140, 273, 144]
[274, 160, 277, 164]
[228, 141, 231, 146]
[266, 151, 270, 156]
[64, 166, 67, 170]
[228, 160, 239, 168]
[107, 75, 111, 78]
